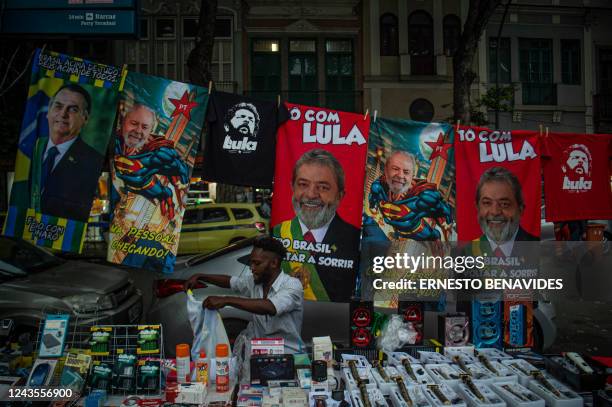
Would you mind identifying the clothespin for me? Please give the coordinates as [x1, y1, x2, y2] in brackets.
[455, 120, 461, 132]
[208, 81, 213, 94]
[373, 110, 378, 123]
[363, 109, 369, 120]
[539, 124, 543, 137]
[277, 94, 281, 108]
[545, 127, 549, 138]
[40, 43, 48, 55]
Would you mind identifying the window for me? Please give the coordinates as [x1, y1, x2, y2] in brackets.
[124, 18, 150, 74]
[489, 37, 511, 84]
[203, 17, 234, 90]
[250, 39, 281, 101]
[154, 17, 177, 79]
[156, 18, 175, 38]
[443, 14, 461, 56]
[380, 13, 399, 56]
[410, 98, 435, 122]
[214, 18, 232, 38]
[289, 40, 318, 105]
[408, 11, 435, 75]
[183, 209, 201, 225]
[201, 208, 230, 223]
[520, 38, 555, 104]
[325, 39, 355, 112]
[561, 39, 581, 85]
[232, 208, 254, 220]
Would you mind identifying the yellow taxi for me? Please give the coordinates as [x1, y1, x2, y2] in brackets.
[178, 203, 268, 255]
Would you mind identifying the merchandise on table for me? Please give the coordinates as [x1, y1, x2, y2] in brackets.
[175, 343, 190, 384]
[39, 314, 69, 358]
[438, 313, 470, 347]
[137, 325, 161, 354]
[112, 353, 137, 392]
[399, 301, 425, 345]
[252, 338, 285, 355]
[136, 359, 161, 392]
[27, 358, 57, 387]
[60, 352, 92, 391]
[89, 361, 113, 392]
[250, 354, 295, 386]
[90, 326, 112, 356]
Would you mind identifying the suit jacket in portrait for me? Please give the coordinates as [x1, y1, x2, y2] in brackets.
[274, 214, 361, 302]
[31, 136, 104, 222]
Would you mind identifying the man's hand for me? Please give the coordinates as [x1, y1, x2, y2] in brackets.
[184, 274, 208, 291]
[203, 296, 227, 309]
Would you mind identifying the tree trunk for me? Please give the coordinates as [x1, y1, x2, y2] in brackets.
[187, 0, 241, 202]
[453, 0, 504, 124]
[186, 0, 218, 87]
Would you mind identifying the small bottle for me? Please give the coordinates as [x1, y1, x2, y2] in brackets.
[195, 350, 209, 386]
[215, 344, 229, 392]
[176, 343, 190, 384]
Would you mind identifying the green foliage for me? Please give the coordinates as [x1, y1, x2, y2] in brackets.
[471, 84, 516, 126]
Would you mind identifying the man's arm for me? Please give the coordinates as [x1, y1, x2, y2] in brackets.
[204, 296, 277, 316]
[185, 273, 231, 289]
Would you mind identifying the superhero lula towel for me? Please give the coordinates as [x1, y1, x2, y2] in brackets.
[2, 49, 126, 253]
[271, 103, 370, 303]
[107, 71, 208, 273]
[362, 118, 455, 243]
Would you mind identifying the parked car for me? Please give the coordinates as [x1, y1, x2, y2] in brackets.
[148, 238, 556, 356]
[186, 190, 214, 206]
[178, 203, 268, 255]
[0, 236, 143, 333]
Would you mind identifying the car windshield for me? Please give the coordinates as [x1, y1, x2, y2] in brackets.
[0, 237, 65, 280]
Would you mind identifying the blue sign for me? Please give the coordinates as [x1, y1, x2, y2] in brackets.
[4, 0, 136, 9]
[1, 10, 137, 35]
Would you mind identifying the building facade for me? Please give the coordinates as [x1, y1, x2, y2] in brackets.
[362, 0, 612, 133]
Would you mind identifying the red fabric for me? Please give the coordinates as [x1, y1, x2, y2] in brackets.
[303, 231, 315, 243]
[454, 126, 541, 240]
[493, 247, 505, 258]
[270, 103, 370, 228]
[542, 133, 612, 221]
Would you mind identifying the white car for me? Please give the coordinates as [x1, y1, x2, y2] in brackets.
[145, 238, 556, 356]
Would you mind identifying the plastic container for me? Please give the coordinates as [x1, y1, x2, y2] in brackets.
[195, 351, 209, 386]
[176, 343, 191, 384]
[216, 344, 230, 392]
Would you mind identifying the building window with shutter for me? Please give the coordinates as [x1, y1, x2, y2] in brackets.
[561, 39, 581, 85]
[408, 10, 435, 75]
[380, 13, 398, 56]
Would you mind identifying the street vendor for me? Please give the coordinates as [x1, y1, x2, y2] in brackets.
[185, 235, 305, 353]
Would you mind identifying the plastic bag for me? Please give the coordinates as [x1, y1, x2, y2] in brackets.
[186, 290, 231, 362]
[377, 314, 418, 352]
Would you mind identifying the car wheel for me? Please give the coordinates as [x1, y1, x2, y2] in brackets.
[229, 237, 246, 245]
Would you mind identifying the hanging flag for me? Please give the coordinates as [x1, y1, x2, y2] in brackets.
[542, 132, 612, 221]
[359, 118, 455, 309]
[454, 126, 541, 246]
[107, 71, 208, 273]
[2, 49, 126, 253]
[202, 91, 289, 187]
[271, 103, 370, 302]
[362, 118, 455, 242]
